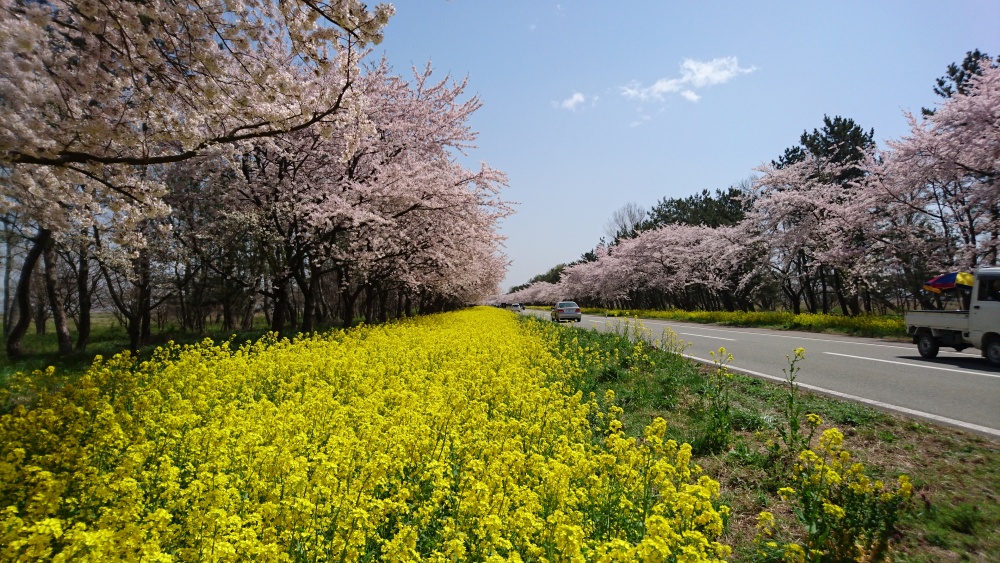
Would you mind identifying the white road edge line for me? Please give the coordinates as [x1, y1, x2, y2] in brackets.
[678, 332, 735, 341]
[636, 321, 921, 350]
[685, 354, 1000, 438]
[823, 352, 1000, 379]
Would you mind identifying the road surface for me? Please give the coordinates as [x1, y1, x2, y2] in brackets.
[523, 310, 1000, 438]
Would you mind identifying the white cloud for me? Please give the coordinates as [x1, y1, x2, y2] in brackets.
[559, 92, 586, 111]
[629, 114, 652, 128]
[622, 57, 756, 102]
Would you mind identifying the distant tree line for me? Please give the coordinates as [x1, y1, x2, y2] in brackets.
[503, 51, 999, 315]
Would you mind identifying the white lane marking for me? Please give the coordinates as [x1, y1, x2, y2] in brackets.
[678, 332, 735, 341]
[685, 354, 1000, 438]
[590, 316, 974, 359]
[632, 319, 984, 357]
[631, 320, 919, 350]
[823, 352, 1000, 379]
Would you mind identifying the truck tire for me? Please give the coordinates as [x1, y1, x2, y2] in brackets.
[985, 337, 1000, 367]
[917, 333, 939, 359]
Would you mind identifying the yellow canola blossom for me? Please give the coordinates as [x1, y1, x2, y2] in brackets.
[757, 428, 913, 561]
[0, 308, 730, 562]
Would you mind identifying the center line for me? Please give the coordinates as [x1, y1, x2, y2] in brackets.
[823, 352, 1000, 379]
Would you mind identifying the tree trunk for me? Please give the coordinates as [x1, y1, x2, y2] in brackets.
[338, 267, 361, 327]
[820, 266, 829, 315]
[33, 283, 47, 335]
[75, 239, 91, 351]
[782, 279, 801, 315]
[7, 228, 50, 359]
[174, 266, 190, 331]
[95, 231, 141, 352]
[377, 288, 389, 323]
[363, 286, 375, 325]
[317, 279, 333, 325]
[2, 217, 13, 337]
[286, 298, 297, 329]
[295, 264, 319, 333]
[295, 294, 309, 331]
[241, 291, 257, 330]
[720, 290, 736, 312]
[270, 278, 288, 335]
[126, 315, 141, 352]
[262, 285, 272, 328]
[221, 276, 235, 332]
[135, 250, 152, 351]
[42, 237, 73, 356]
[801, 274, 816, 314]
[832, 269, 857, 316]
[341, 287, 356, 327]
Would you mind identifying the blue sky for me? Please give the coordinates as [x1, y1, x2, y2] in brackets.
[375, 1, 1000, 292]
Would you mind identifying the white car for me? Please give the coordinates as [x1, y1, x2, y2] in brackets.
[508, 303, 524, 312]
[550, 301, 582, 322]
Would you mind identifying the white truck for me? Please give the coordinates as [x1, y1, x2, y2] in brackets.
[905, 267, 1000, 366]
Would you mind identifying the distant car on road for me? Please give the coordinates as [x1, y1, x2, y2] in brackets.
[508, 303, 524, 312]
[551, 301, 582, 322]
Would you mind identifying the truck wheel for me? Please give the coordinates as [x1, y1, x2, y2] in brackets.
[985, 337, 1000, 367]
[917, 333, 939, 359]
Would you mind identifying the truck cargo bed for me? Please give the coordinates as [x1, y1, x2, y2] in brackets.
[904, 310, 969, 332]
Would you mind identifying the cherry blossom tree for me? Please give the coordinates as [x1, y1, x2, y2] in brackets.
[749, 116, 880, 315]
[0, 0, 393, 356]
[506, 281, 563, 307]
[311, 62, 509, 324]
[2, 0, 517, 355]
[1, 0, 392, 166]
[608, 223, 762, 310]
[165, 61, 510, 333]
[874, 63, 1000, 271]
[559, 245, 633, 306]
[515, 223, 763, 313]
[507, 66, 998, 316]
[751, 155, 862, 314]
[1, 0, 394, 237]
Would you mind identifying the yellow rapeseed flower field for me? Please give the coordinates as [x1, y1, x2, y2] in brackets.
[0, 308, 730, 562]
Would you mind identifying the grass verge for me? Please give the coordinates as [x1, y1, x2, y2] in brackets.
[551, 317, 998, 561]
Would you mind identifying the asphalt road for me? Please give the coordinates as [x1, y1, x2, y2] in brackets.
[522, 310, 1000, 438]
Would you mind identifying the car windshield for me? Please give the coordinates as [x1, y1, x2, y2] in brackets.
[558, 302, 578, 308]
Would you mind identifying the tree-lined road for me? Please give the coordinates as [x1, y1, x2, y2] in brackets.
[524, 310, 1000, 438]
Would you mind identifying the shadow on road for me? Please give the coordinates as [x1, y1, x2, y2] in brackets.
[895, 355, 1000, 373]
